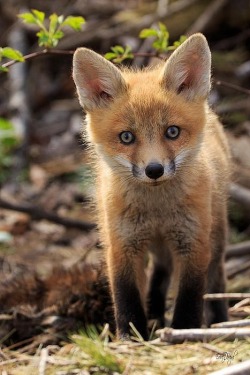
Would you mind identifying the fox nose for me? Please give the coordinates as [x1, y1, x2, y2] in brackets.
[145, 163, 164, 180]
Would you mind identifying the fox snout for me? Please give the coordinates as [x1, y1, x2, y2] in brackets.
[145, 163, 164, 180]
[132, 160, 176, 183]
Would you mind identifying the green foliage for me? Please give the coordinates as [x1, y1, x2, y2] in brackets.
[0, 47, 24, 72]
[140, 22, 186, 53]
[0, 118, 20, 182]
[73, 327, 124, 373]
[19, 9, 85, 48]
[106, 23, 187, 63]
[105, 45, 133, 63]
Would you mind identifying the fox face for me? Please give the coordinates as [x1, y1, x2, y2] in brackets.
[73, 34, 211, 186]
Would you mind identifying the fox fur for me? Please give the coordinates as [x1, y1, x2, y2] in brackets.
[73, 33, 230, 340]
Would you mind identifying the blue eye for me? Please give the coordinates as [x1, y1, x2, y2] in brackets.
[119, 131, 135, 144]
[165, 126, 180, 139]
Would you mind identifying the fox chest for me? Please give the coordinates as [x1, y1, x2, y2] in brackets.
[116, 194, 198, 254]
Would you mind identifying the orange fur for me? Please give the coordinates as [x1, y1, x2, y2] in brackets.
[73, 34, 230, 339]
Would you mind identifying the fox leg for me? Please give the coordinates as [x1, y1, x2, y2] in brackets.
[147, 252, 172, 327]
[205, 216, 228, 325]
[171, 244, 211, 329]
[107, 244, 148, 340]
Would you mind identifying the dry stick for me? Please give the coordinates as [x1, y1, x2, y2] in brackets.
[209, 359, 250, 375]
[226, 241, 250, 259]
[227, 259, 250, 279]
[39, 348, 48, 375]
[156, 327, 250, 343]
[0, 198, 96, 232]
[216, 80, 250, 96]
[187, 0, 229, 34]
[212, 319, 250, 328]
[204, 293, 250, 301]
[230, 183, 250, 209]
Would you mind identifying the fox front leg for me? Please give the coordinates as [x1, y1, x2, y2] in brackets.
[107, 244, 148, 340]
[172, 245, 211, 329]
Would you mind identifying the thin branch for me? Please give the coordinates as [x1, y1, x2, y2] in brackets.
[0, 198, 96, 232]
[156, 327, 250, 343]
[210, 359, 250, 375]
[216, 80, 250, 95]
[1, 49, 74, 70]
[212, 319, 250, 328]
[204, 293, 250, 300]
[226, 241, 250, 259]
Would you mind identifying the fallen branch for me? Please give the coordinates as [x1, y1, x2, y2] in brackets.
[204, 293, 250, 300]
[230, 183, 250, 208]
[0, 198, 96, 232]
[227, 260, 250, 279]
[156, 327, 250, 343]
[212, 319, 250, 328]
[210, 359, 250, 375]
[226, 241, 250, 259]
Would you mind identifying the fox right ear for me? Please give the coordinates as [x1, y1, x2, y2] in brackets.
[161, 33, 211, 101]
[72, 48, 126, 111]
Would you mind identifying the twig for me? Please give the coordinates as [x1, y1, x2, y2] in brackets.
[39, 348, 48, 375]
[230, 183, 250, 209]
[227, 260, 250, 279]
[204, 293, 250, 301]
[212, 319, 250, 328]
[1, 49, 74, 70]
[226, 241, 250, 259]
[187, 0, 229, 34]
[209, 359, 250, 375]
[0, 198, 96, 232]
[216, 80, 250, 95]
[156, 327, 250, 343]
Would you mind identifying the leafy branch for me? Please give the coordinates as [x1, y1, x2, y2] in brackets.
[0, 9, 85, 72]
[105, 23, 187, 63]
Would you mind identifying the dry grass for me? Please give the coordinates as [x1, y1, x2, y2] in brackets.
[2, 331, 250, 375]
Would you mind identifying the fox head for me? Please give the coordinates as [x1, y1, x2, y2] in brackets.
[73, 33, 211, 185]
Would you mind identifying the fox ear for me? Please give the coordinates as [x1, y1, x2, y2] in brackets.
[72, 48, 126, 111]
[161, 33, 211, 101]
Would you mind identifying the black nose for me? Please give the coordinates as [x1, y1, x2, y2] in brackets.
[145, 163, 164, 180]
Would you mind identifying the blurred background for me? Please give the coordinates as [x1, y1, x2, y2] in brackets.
[0, 0, 250, 333]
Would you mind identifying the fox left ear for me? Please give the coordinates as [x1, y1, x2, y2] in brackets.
[161, 33, 211, 101]
[72, 48, 126, 111]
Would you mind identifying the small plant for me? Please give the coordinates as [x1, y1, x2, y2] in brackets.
[73, 327, 124, 373]
[139, 22, 186, 53]
[105, 23, 187, 63]
[0, 118, 20, 182]
[19, 9, 85, 48]
[105, 45, 134, 63]
[0, 47, 24, 72]
[0, 9, 85, 72]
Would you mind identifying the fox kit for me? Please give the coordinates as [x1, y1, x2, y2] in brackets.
[73, 34, 230, 340]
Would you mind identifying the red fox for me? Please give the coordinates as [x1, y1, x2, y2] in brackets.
[72, 33, 230, 340]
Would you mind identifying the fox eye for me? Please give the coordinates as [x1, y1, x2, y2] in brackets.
[119, 131, 135, 145]
[165, 126, 180, 139]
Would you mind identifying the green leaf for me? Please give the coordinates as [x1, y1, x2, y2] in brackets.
[49, 13, 59, 35]
[18, 12, 37, 24]
[2, 47, 24, 62]
[0, 118, 15, 130]
[111, 45, 125, 54]
[139, 28, 158, 38]
[53, 30, 64, 40]
[104, 52, 117, 61]
[32, 9, 45, 23]
[158, 22, 167, 33]
[62, 16, 85, 31]
[36, 31, 50, 47]
[0, 66, 8, 72]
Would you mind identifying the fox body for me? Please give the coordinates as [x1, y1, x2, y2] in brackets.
[73, 34, 230, 340]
